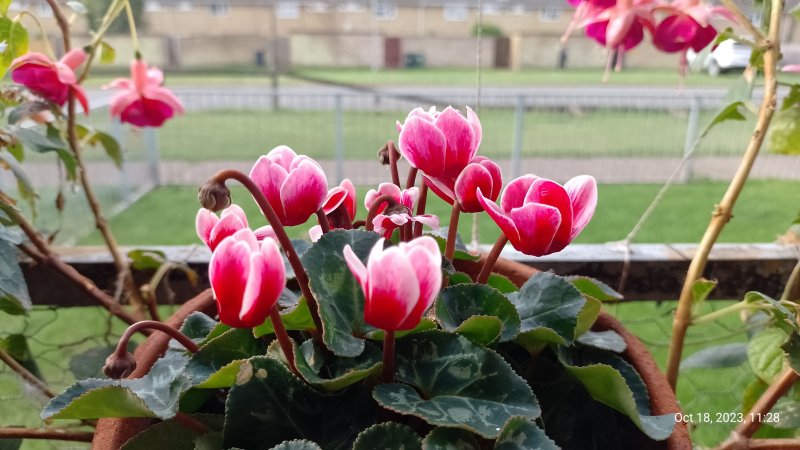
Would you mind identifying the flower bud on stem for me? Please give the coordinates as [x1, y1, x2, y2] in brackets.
[104, 320, 199, 380]
[476, 235, 509, 284]
[388, 141, 401, 187]
[382, 330, 395, 383]
[204, 170, 324, 334]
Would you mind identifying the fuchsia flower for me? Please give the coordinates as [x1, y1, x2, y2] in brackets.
[104, 59, 183, 127]
[397, 106, 482, 201]
[583, 0, 656, 53]
[250, 146, 328, 227]
[365, 183, 439, 239]
[10, 49, 89, 114]
[477, 175, 598, 257]
[344, 236, 442, 331]
[209, 229, 285, 328]
[196, 204, 275, 251]
[652, 0, 732, 72]
[454, 156, 502, 213]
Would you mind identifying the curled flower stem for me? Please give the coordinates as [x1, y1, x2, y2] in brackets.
[382, 330, 395, 383]
[444, 203, 462, 260]
[476, 235, 508, 284]
[364, 194, 400, 232]
[388, 141, 401, 187]
[316, 208, 331, 234]
[209, 169, 324, 333]
[114, 321, 200, 359]
[352, 220, 366, 229]
[413, 182, 429, 238]
[269, 305, 298, 375]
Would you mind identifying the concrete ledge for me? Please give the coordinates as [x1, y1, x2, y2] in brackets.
[22, 243, 800, 307]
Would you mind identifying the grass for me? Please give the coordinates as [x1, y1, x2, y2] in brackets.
[79, 180, 800, 246]
[156, 108, 754, 162]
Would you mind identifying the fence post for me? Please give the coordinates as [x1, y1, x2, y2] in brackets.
[144, 127, 161, 188]
[681, 97, 701, 183]
[511, 95, 525, 179]
[334, 94, 344, 184]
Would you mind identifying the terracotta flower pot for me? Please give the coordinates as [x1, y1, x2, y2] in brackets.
[92, 258, 690, 450]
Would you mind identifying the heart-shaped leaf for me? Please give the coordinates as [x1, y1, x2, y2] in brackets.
[0, 18, 28, 79]
[421, 427, 480, 450]
[180, 312, 219, 341]
[435, 283, 521, 344]
[453, 316, 503, 345]
[269, 340, 382, 392]
[187, 327, 264, 388]
[557, 347, 675, 441]
[425, 230, 479, 261]
[223, 356, 376, 450]
[576, 330, 626, 353]
[681, 343, 748, 370]
[269, 441, 323, 450]
[782, 332, 800, 374]
[510, 272, 586, 348]
[121, 415, 223, 450]
[748, 328, 789, 384]
[494, 416, 558, 450]
[487, 274, 518, 294]
[566, 276, 622, 301]
[352, 422, 421, 450]
[0, 239, 30, 315]
[373, 331, 540, 438]
[253, 295, 315, 338]
[301, 230, 380, 357]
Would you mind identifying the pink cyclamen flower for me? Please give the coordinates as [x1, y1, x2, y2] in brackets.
[454, 156, 503, 213]
[209, 229, 285, 328]
[344, 236, 442, 331]
[308, 179, 357, 242]
[104, 59, 183, 127]
[250, 146, 328, 227]
[365, 183, 439, 239]
[397, 106, 482, 199]
[477, 175, 598, 257]
[10, 49, 89, 114]
[196, 204, 275, 251]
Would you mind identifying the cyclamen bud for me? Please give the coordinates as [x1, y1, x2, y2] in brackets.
[102, 351, 137, 379]
[198, 180, 232, 212]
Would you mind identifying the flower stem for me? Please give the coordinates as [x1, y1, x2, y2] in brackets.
[0, 428, 94, 443]
[15, 12, 55, 59]
[665, 0, 783, 389]
[124, 0, 140, 56]
[269, 305, 298, 375]
[114, 320, 200, 358]
[405, 167, 418, 190]
[413, 182, 428, 238]
[316, 208, 331, 234]
[476, 235, 508, 284]
[444, 202, 461, 260]
[364, 194, 399, 232]
[388, 141, 401, 187]
[208, 169, 324, 333]
[690, 301, 765, 326]
[382, 330, 395, 383]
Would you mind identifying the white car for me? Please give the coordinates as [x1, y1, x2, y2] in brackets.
[687, 39, 752, 76]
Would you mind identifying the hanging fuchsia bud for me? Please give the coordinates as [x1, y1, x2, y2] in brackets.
[104, 59, 183, 127]
[250, 146, 328, 227]
[397, 106, 482, 183]
[196, 204, 274, 251]
[477, 175, 597, 256]
[454, 156, 503, 213]
[344, 236, 442, 331]
[10, 49, 89, 114]
[209, 229, 285, 328]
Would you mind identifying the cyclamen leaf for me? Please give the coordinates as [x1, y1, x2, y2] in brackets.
[576, 330, 627, 353]
[373, 331, 540, 438]
[422, 427, 480, 450]
[494, 416, 559, 450]
[352, 422, 421, 450]
[120, 415, 223, 450]
[0, 239, 30, 315]
[435, 283, 521, 343]
[510, 272, 586, 348]
[558, 347, 676, 441]
[269, 441, 323, 450]
[566, 276, 623, 301]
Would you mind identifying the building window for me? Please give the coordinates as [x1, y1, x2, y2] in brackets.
[144, 1, 161, 12]
[373, 0, 396, 19]
[481, 4, 501, 15]
[276, 1, 299, 19]
[539, 8, 560, 22]
[443, 4, 468, 22]
[337, 1, 365, 13]
[306, 1, 329, 13]
[177, 1, 192, 11]
[209, 2, 230, 16]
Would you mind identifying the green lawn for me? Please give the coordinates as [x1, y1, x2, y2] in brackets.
[79, 180, 800, 246]
[157, 108, 754, 162]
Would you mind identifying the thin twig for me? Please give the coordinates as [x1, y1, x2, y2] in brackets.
[719, 0, 767, 44]
[0, 427, 93, 443]
[0, 349, 56, 398]
[665, 0, 783, 389]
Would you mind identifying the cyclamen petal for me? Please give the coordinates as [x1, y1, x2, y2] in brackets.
[399, 116, 447, 178]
